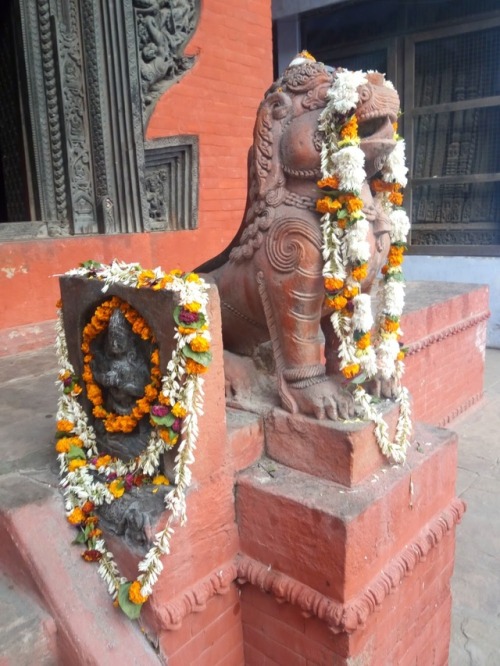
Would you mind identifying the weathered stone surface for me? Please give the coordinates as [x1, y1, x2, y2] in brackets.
[264, 402, 400, 486]
[237, 422, 458, 602]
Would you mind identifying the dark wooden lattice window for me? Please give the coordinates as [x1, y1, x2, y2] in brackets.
[299, 0, 500, 254]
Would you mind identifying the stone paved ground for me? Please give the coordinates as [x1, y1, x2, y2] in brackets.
[0, 347, 499, 663]
[449, 348, 500, 666]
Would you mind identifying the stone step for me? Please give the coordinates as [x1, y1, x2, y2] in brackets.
[0, 568, 58, 665]
[0, 472, 163, 666]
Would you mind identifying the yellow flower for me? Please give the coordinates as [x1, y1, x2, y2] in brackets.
[68, 459, 86, 472]
[108, 479, 125, 498]
[169, 269, 183, 277]
[128, 581, 148, 605]
[152, 474, 170, 486]
[189, 336, 210, 353]
[343, 286, 359, 299]
[342, 363, 361, 379]
[67, 507, 85, 525]
[171, 402, 187, 419]
[184, 301, 201, 313]
[186, 272, 201, 283]
[137, 270, 156, 288]
[298, 50, 316, 62]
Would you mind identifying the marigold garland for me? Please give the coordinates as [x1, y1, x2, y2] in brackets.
[317, 65, 412, 463]
[55, 260, 212, 618]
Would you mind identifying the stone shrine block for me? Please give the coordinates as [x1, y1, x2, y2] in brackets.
[264, 403, 401, 487]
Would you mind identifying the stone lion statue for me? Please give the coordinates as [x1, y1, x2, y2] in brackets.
[198, 56, 402, 421]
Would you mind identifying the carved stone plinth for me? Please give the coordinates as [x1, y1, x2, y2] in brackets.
[264, 403, 400, 487]
[236, 422, 465, 664]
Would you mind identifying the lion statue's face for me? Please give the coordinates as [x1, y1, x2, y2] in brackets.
[275, 63, 400, 179]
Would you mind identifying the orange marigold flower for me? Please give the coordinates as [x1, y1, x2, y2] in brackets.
[87, 384, 104, 405]
[340, 115, 358, 140]
[324, 277, 344, 292]
[345, 196, 364, 214]
[151, 349, 160, 366]
[152, 474, 170, 486]
[351, 264, 369, 282]
[316, 197, 342, 214]
[129, 581, 149, 605]
[397, 350, 406, 361]
[370, 179, 394, 193]
[342, 363, 361, 379]
[189, 336, 210, 353]
[57, 419, 74, 433]
[55, 439, 71, 454]
[85, 515, 99, 526]
[178, 325, 197, 335]
[144, 385, 159, 400]
[95, 454, 112, 468]
[388, 191, 403, 206]
[158, 392, 171, 406]
[317, 176, 339, 190]
[68, 459, 86, 473]
[383, 318, 400, 333]
[186, 359, 208, 374]
[184, 301, 201, 313]
[93, 405, 108, 419]
[67, 507, 85, 525]
[388, 249, 404, 267]
[82, 501, 94, 514]
[88, 528, 103, 539]
[325, 295, 348, 311]
[109, 479, 125, 498]
[356, 333, 371, 350]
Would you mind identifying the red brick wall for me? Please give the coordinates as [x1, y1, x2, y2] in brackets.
[240, 534, 455, 666]
[0, 0, 273, 354]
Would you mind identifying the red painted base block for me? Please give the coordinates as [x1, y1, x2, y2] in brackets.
[236, 421, 463, 664]
[264, 403, 400, 487]
[241, 530, 455, 666]
[402, 282, 489, 426]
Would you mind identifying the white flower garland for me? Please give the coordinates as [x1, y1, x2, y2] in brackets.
[55, 260, 211, 616]
[318, 69, 412, 463]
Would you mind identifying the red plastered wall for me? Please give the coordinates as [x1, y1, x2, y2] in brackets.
[0, 0, 273, 352]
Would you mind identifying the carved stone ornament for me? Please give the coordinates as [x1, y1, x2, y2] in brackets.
[132, 0, 200, 121]
[58, 276, 179, 550]
[197, 58, 403, 424]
